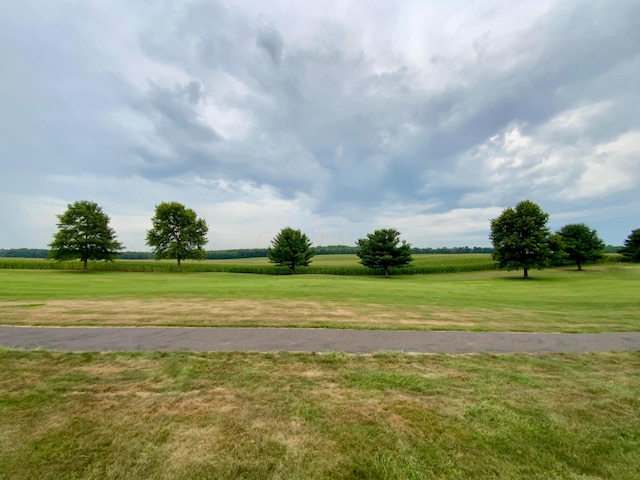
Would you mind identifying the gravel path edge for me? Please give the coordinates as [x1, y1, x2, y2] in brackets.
[2, 326, 640, 354]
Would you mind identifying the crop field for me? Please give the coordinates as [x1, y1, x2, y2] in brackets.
[0, 263, 638, 333]
[0, 254, 499, 275]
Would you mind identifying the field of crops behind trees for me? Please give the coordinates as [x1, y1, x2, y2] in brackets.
[0, 253, 498, 275]
[0, 253, 622, 275]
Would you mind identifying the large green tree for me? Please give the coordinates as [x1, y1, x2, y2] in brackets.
[620, 228, 640, 262]
[489, 200, 552, 278]
[267, 227, 315, 273]
[558, 223, 605, 270]
[356, 228, 413, 278]
[49, 200, 124, 272]
[146, 202, 209, 272]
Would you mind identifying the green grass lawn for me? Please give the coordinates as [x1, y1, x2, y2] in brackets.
[1, 349, 638, 479]
[2, 260, 638, 478]
[1, 264, 639, 332]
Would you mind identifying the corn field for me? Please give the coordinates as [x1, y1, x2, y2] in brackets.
[0, 256, 500, 275]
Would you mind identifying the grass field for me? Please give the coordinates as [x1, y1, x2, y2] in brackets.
[1, 349, 639, 479]
[2, 258, 638, 478]
[1, 264, 639, 332]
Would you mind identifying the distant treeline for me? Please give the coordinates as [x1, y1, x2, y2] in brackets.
[412, 246, 493, 254]
[0, 249, 50, 258]
[0, 244, 623, 260]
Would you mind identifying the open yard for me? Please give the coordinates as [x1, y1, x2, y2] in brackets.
[0, 349, 638, 479]
[1, 263, 639, 332]
[2, 261, 639, 478]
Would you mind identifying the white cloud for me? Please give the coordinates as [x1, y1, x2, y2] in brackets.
[375, 206, 503, 247]
[1, 0, 639, 249]
[567, 130, 640, 200]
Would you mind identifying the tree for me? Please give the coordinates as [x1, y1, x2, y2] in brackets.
[146, 202, 209, 272]
[558, 223, 605, 270]
[267, 227, 315, 273]
[356, 228, 413, 277]
[620, 228, 640, 262]
[547, 232, 566, 267]
[48, 200, 123, 272]
[489, 200, 552, 278]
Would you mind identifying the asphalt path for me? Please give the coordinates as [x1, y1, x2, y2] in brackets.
[1, 326, 640, 354]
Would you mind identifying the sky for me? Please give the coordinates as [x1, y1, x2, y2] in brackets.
[1, 0, 638, 251]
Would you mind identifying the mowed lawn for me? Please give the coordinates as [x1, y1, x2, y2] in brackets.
[2, 261, 639, 479]
[0, 263, 639, 332]
[1, 349, 639, 479]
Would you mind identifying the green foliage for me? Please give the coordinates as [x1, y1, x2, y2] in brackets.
[267, 227, 315, 273]
[558, 223, 605, 270]
[356, 228, 413, 277]
[489, 200, 552, 278]
[314, 245, 359, 255]
[146, 202, 209, 272]
[205, 248, 268, 259]
[0, 248, 49, 258]
[620, 228, 640, 262]
[48, 201, 123, 271]
[547, 232, 567, 267]
[412, 246, 493, 254]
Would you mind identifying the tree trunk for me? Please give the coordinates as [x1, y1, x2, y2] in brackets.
[385, 266, 390, 278]
[290, 263, 295, 274]
[577, 262, 582, 271]
[83, 258, 88, 272]
[177, 257, 182, 272]
[523, 267, 528, 279]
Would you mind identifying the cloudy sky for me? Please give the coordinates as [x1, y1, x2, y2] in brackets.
[1, 0, 638, 250]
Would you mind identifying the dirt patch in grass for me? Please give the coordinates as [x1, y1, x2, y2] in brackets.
[0, 299, 480, 329]
[0, 299, 628, 332]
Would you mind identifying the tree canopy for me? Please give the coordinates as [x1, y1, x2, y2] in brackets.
[146, 202, 209, 272]
[620, 228, 640, 262]
[356, 228, 413, 277]
[558, 223, 605, 270]
[489, 200, 552, 278]
[48, 200, 123, 271]
[267, 227, 315, 273]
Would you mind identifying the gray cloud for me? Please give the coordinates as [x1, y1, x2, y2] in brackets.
[256, 24, 284, 66]
[1, 0, 638, 249]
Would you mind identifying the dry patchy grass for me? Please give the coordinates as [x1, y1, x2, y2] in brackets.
[0, 299, 622, 332]
[1, 350, 639, 479]
[0, 299, 478, 329]
[2, 265, 639, 332]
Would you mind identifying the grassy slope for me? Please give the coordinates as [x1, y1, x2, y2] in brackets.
[1, 349, 639, 479]
[1, 264, 639, 332]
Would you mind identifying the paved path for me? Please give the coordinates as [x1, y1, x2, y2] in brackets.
[2, 326, 640, 354]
